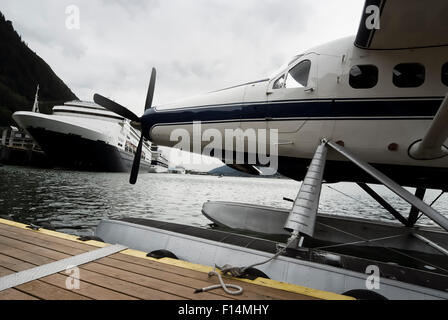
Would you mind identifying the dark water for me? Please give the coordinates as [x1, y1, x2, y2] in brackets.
[0, 166, 446, 236]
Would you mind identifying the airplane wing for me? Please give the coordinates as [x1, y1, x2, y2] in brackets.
[355, 0, 448, 50]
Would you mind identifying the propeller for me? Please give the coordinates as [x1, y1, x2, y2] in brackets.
[94, 68, 157, 185]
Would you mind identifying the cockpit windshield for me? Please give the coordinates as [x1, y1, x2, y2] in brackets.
[269, 54, 304, 79]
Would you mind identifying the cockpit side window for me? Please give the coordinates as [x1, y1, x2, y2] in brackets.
[285, 60, 311, 89]
[273, 74, 286, 89]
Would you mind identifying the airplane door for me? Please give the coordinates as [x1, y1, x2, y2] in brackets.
[239, 80, 270, 164]
[266, 53, 318, 134]
[241, 80, 269, 131]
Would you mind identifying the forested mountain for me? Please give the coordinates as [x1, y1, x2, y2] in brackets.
[0, 11, 77, 126]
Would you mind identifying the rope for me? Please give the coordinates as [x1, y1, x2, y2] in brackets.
[194, 236, 299, 296]
[328, 184, 446, 227]
[314, 221, 448, 273]
[242, 235, 298, 273]
[326, 185, 379, 210]
[315, 233, 409, 250]
[195, 186, 447, 295]
[195, 268, 244, 296]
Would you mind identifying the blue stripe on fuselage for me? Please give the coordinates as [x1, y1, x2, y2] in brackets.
[142, 98, 443, 131]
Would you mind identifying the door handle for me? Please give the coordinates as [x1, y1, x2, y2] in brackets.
[304, 87, 315, 93]
[275, 140, 294, 146]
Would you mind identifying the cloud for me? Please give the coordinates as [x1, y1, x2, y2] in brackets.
[0, 0, 364, 169]
[1, 0, 364, 115]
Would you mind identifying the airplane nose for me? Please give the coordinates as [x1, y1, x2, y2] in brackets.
[140, 108, 158, 141]
[130, 121, 142, 130]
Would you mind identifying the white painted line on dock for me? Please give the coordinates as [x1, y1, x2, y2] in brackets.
[0, 244, 128, 292]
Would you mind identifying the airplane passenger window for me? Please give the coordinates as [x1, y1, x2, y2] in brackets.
[393, 63, 425, 88]
[285, 60, 311, 89]
[349, 65, 378, 89]
[442, 63, 448, 86]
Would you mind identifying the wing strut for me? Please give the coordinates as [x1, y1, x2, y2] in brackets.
[409, 94, 448, 160]
[327, 141, 448, 232]
[283, 139, 448, 247]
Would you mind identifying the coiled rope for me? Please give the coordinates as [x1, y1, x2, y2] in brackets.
[195, 268, 244, 296]
[194, 236, 299, 296]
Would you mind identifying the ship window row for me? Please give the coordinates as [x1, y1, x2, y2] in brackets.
[350, 63, 448, 89]
[125, 141, 136, 155]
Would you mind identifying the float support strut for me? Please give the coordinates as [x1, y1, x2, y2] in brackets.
[357, 183, 409, 226]
[284, 141, 328, 244]
[327, 140, 448, 232]
[408, 188, 426, 227]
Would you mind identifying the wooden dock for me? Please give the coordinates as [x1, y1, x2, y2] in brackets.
[0, 218, 352, 300]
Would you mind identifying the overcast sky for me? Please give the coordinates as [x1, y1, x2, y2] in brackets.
[1, 0, 364, 110]
[1, 0, 364, 169]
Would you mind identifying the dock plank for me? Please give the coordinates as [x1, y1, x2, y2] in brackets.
[37, 272, 137, 300]
[0, 223, 93, 253]
[0, 220, 327, 300]
[96, 257, 271, 300]
[0, 264, 37, 300]
[67, 267, 185, 300]
[16, 280, 90, 301]
[0, 288, 38, 300]
[0, 234, 136, 300]
[0, 232, 227, 300]
[0, 238, 184, 300]
[109, 253, 318, 300]
[0, 228, 300, 300]
[0, 261, 89, 300]
[82, 262, 232, 301]
[0, 224, 270, 300]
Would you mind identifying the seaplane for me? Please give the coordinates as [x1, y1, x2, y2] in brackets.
[92, 0, 448, 299]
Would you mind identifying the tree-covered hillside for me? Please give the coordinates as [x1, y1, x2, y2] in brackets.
[0, 11, 78, 126]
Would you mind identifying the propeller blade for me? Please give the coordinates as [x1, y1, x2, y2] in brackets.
[94, 94, 140, 122]
[145, 68, 157, 110]
[130, 135, 144, 185]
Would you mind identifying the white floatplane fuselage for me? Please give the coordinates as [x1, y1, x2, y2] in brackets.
[86, 1, 448, 300]
[87, 0, 448, 300]
[143, 36, 448, 189]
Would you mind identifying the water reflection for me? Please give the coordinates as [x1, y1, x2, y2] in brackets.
[0, 166, 446, 236]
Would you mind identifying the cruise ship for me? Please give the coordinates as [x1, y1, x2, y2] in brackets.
[149, 145, 169, 173]
[12, 100, 163, 173]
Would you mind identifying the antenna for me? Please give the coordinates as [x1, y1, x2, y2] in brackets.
[32, 85, 40, 113]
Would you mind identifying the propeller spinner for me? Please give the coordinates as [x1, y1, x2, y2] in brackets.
[94, 68, 157, 185]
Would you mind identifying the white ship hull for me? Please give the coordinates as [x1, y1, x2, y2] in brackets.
[148, 165, 168, 173]
[12, 102, 154, 172]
